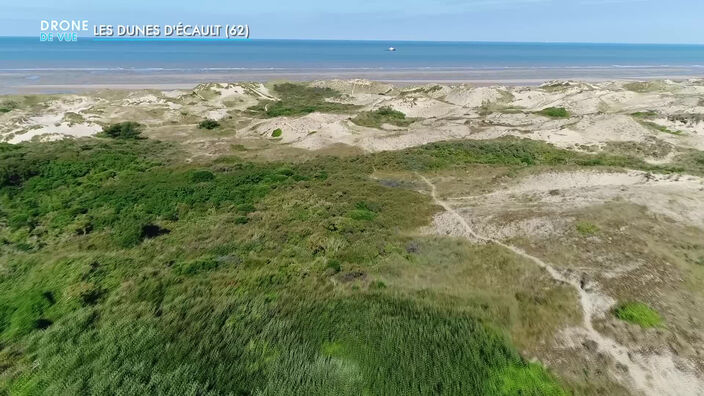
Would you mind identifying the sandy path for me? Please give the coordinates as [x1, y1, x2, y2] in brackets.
[416, 173, 704, 396]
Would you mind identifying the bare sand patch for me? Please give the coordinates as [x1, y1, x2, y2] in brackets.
[420, 172, 704, 396]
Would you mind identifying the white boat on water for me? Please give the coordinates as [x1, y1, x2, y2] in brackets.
[387, 47, 396, 52]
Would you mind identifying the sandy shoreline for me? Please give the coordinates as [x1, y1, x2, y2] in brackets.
[2, 66, 703, 94]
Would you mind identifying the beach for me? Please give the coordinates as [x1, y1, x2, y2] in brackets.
[4, 66, 704, 94]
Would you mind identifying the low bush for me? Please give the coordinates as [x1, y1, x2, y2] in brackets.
[198, 119, 220, 130]
[351, 106, 415, 128]
[100, 122, 143, 139]
[639, 120, 682, 135]
[190, 170, 215, 183]
[537, 107, 569, 118]
[613, 302, 663, 328]
[0, 101, 18, 113]
[575, 221, 599, 235]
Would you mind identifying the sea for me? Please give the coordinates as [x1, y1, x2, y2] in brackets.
[1, 37, 703, 92]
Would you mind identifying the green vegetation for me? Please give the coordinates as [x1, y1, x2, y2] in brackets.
[631, 110, 658, 119]
[367, 137, 704, 177]
[613, 302, 663, 328]
[536, 107, 569, 118]
[198, 119, 220, 130]
[351, 107, 416, 128]
[575, 221, 599, 236]
[623, 81, 665, 93]
[489, 364, 567, 396]
[0, 101, 18, 113]
[639, 120, 683, 135]
[540, 82, 572, 93]
[3, 134, 700, 394]
[370, 138, 641, 171]
[271, 128, 283, 138]
[602, 140, 672, 160]
[479, 101, 524, 116]
[0, 137, 574, 395]
[100, 121, 143, 139]
[400, 85, 442, 96]
[62, 112, 85, 126]
[249, 83, 357, 117]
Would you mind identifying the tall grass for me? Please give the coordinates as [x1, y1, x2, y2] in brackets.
[351, 107, 416, 128]
[366, 137, 701, 176]
[0, 137, 572, 394]
[11, 134, 701, 393]
[248, 83, 358, 117]
[613, 302, 663, 328]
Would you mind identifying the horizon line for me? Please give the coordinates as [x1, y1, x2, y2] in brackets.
[1, 35, 704, 46]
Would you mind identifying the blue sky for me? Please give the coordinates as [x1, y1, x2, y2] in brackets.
[3, 0, 703, 43]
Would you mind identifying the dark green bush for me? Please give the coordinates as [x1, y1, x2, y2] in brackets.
[236, 203, 255, 213]
[198, 119, 220, 130]
[326, 259, 341, 273]
[100, 122, 143, 139]
[271, 128, 283, 138]
[348, 209, 377, 221]
[190, 170, 215, 183]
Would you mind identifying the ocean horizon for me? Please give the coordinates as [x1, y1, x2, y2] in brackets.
[2, 38, 703, 93]
[3, 37, 704, 70]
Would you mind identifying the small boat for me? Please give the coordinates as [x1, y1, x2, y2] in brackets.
[387, 47, 396, 52]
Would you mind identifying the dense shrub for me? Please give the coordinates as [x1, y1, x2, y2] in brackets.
[198, 119, 220, 130]
[190, 170, 215, 182]
[100, 122, 143, 139]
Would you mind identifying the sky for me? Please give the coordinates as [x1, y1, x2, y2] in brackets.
[2, 0, 704, 44]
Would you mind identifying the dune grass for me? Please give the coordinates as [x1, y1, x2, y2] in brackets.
[351, 107, 416, 128]
[639, 120, 683, 135]
[248, 83, 358, 117]
[575, 221, 599, 236]
[0, 137, 576, 395]
[366, 137, 703, 176]
[0, 101, 18, 113]
[613, 302, 663, 328]
[623, 81, 665, 93]
[536, 107, 569, 118]
[630, 110, 659, 119]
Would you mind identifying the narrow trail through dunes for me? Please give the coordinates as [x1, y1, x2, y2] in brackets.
[416, 173, 704, 396]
